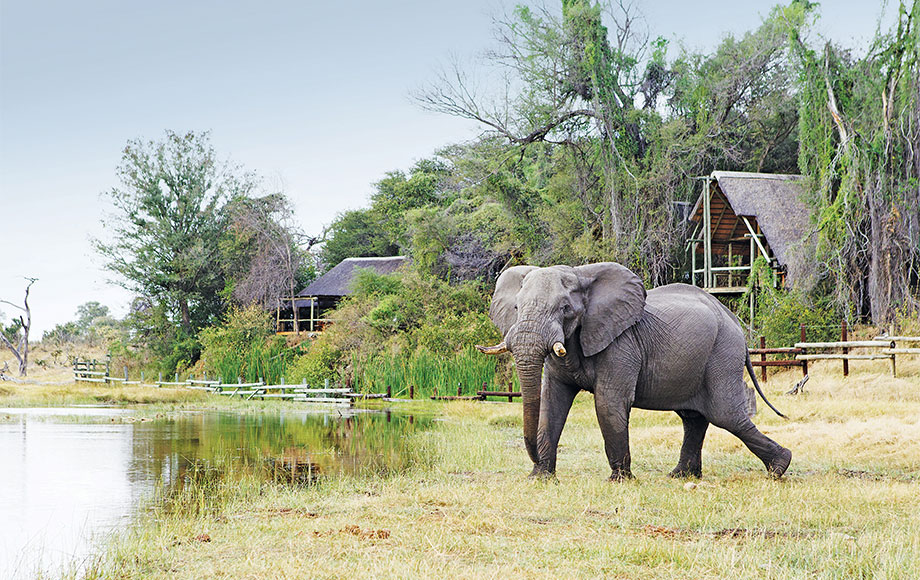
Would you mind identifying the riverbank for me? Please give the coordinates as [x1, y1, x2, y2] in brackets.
[33, 358, 911, 580]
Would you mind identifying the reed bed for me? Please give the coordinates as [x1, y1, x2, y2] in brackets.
[354, 346, 518, 397]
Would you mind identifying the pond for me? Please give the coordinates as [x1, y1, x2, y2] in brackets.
[0, 406, 429, 579]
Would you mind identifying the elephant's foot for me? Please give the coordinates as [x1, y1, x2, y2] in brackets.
[528, 465, 556, 481]
[668, 464, 702, 479]
[766, 447, 792, 478]
[608, 468, 634, 481]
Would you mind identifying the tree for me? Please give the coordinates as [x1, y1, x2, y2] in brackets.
[95, 131, 256, 334]
[790, 0, 919, 325]
[0, 277, 36, 376]
[319, 208, 400, 270]
[417, 1, 810, 286]
[75, 301, 110, 328]
[221, 193, 316, 330]
[42, 301, 119, 348]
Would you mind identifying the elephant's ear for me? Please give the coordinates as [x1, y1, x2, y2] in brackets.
[575, 262, 647, 357]
[489, 266, 538, 336]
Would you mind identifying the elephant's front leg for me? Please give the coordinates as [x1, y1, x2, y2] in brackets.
[595, 398, 633, 479]
[532, 378, 579, 477]
[593, 357, 640, 480]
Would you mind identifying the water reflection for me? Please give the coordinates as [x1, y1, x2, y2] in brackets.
[0, 407, 428, 579]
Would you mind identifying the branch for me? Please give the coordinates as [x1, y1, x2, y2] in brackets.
[823, 45, 850, 148]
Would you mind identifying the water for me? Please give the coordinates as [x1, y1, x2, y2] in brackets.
[0, 407, 427, 579]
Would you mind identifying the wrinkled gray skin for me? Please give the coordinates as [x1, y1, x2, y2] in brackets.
[483, 263, 791, 480]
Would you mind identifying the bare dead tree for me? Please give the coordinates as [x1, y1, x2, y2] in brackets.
[1, 277, 37, 377]
[225, 194, 325, 332]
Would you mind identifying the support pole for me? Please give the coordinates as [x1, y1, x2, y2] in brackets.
[841, 320, 849, 377]
[800, 325, 808, 377]
[760, 336, 767, 383]
[691, 240, 697, 286]
[703, 177, 712, 288]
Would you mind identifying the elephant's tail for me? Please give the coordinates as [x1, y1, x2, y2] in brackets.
[745, 354, 788, 419]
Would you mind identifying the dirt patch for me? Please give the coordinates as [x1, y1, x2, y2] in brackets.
[266, 508, 319, 518]
[640, 524, 811, 541]
[313, 525, 390, 540]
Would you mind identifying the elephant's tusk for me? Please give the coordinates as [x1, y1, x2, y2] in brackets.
[553, 342, 567, 357]
[475, 341, 508, 355]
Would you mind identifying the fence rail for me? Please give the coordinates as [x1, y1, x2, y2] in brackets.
[71, 361, 523, 404]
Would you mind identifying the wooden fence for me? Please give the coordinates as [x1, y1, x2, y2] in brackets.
[750, 322, 920, 379]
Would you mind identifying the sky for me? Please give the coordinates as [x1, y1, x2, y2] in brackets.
[0, 0, 899, 336]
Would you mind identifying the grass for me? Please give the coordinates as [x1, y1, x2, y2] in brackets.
[354, 346, 516, 398]
[56, 355, 920, 580]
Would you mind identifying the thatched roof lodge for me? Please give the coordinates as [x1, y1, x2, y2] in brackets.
[688, 171, 814, 293]
[280, 256, 408, 333]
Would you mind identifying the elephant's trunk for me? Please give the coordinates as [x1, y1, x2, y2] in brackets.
[510, 319, 555, 468]
[515, 352, 544, 466]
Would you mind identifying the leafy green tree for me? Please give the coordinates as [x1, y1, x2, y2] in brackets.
[416, 1, 810, 285]
[96, 131, 256, 334]
[789, 0, 919, 324]
[370, 159, 453, 245]
[75, 301, 110, 329]
[319, 208, 399, 270]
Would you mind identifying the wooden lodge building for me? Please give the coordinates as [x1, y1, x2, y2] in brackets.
[277, 256, 408, 334]
[687, 171, 813, 297]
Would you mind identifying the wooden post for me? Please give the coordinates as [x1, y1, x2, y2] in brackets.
[386, 384, 392, 399]
[509, 381, 514, 403]
[728, 243, 733, 287]
[409, 384, 415, 399]
[841, 320, 849, 377]
[800, 325, 808, 376]
[702, 178, 712, 288]
[124, 366, 128, 381]
[292, 293, 300, 337]
[310, 298, 315, 332]
[890, 353, 897, 377]
[141, 371, 145, 383]
[691, 240, 697, 286]
[457, 382, 462, 397]
[760, 336, 767, 383]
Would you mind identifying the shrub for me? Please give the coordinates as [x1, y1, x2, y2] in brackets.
[284, 340, 342, 386]
[740, 257, 839, 347]
[197, 305, 292, 383]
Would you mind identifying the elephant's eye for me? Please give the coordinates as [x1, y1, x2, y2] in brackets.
[561, 303, 573, 315]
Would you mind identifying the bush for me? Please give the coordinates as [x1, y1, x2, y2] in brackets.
[284, 341, 342, 386]
[197, 306, 293, 383]
[289, 265, 503, 389]
[740, 257, 839, 348]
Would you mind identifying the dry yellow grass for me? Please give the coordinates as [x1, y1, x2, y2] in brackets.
[67, 359, 920, 580]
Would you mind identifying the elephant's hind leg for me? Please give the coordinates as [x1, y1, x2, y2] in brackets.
[669, 410, 709, 478]
[712, 415, 791, 478]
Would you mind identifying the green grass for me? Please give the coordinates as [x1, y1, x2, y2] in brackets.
[68, 357, 920, 579]
[354, 346, 516, 397]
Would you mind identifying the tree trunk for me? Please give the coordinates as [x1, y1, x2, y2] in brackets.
[179, 296, 192, 333]
[1, 278, 35, 377]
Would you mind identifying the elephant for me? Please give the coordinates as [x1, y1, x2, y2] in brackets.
[475, 262, 791, 480]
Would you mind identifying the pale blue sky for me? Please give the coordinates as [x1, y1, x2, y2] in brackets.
[0, 1, 896, 335]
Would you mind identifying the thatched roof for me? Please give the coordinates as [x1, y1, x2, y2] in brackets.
[690, 171, 815, 288]
[296, 256, 408, 298]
